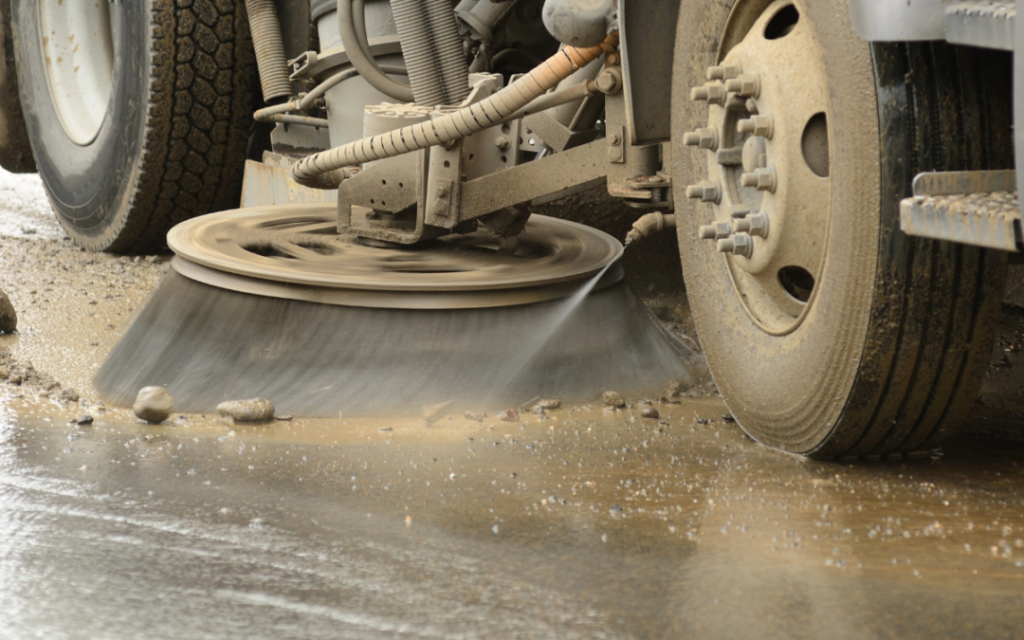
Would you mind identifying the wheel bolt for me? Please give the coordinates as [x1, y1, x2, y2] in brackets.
[727, 232, 755, 258]
[733, 211, 770, 238]
[745, 98, 759, 114]
[683, 127, 718, 151]
[699, 220, 733, 240]
[690, 82, 727, 105]
[737, 115, 773, 138]
[706, 63, 742, 81]
[740, 167, 777, 193]
[685, 180, 721, 204]
[725, 74, 760, 98]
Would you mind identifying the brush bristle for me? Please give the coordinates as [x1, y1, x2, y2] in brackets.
[96, 273, 696, 417]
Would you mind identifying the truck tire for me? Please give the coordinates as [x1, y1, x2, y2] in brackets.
[0, 0, 34, 173]
[11, 0, 256, 252]
[672, 0, 1011, 457]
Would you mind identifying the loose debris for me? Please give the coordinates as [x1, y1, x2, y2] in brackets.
[217, 398, 275, 423]
[602, 391, 625, 408]
[134, 386, 174, 423]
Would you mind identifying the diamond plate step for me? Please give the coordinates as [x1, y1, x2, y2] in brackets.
[945, 1, 1015, 50]
[900, 191, 1022, 252]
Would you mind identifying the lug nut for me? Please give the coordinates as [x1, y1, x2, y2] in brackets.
[495, 135, 511, 151]
[683, 127, 718, 151]
[699, 221, 733, 241]
[725, 74, 760, 98]
[733, 211, 770, 238]
[740, 167, 777, 193]
[746, 98, 759, 114]
[690, 82, 728, 105]
[706, 63, 742, 81]
[737, 115, 773, 138]
[685, 180, 722, 204]
[730, 233, 755, 257]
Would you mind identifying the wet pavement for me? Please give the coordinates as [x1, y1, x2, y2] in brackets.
[2, 171, 1024, 638]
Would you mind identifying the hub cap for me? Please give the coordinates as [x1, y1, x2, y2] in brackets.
[39, 0, 116, 146]
[687, 1, 831, 334]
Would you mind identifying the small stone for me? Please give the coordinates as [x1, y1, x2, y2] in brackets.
[77, 415, 94, 425]
[275, 415, 293, 421]
[696, 417, 710, 425]
[499, 409, 520, 422]
[0, 367, 8, 381]
[217, 398, 275, 423]
[60, 388, 80, 403]
[641, 407, 660, 419]
[133, 386, 174, 423]
[0, 289, 17, 333]
[536, 399, 561, 410]
[464, 411, 485, 422]
[9, 373, 23, 386]
[602, 391, 625, 408]
[722, 414, 736, 422]
[379, 426, 393, 432]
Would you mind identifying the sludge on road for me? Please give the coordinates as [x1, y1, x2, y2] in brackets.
[1, 172, 1023, 639]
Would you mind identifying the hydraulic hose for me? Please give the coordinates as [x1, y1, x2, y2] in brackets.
[291, 34, 619, 188]
[390, 0, 447, 106]
[337, 0, 416, 103]
[245, 0, 292, 103]
[424, 0, 471, 104]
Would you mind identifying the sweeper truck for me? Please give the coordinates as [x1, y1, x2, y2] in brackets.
[0, 0, 1020, 457]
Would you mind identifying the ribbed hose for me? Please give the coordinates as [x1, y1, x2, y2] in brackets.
[245, 0, 291, 103]
[291, 34, 618, 187]
[338, 0, 415, 102]
[391, 0, 447, 106]
[424, 0, 471, 104]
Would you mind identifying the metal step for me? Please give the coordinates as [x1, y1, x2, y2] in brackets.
[945, 1, 1015, 50]
[900, 191, 1022, 252]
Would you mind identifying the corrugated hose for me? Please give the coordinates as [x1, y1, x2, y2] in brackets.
[291, 33, 618, 188]
[245, 0, 292, 103]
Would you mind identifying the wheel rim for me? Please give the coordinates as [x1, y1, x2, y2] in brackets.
[686, 0, 831, 335]
[38, 0, 115, 146]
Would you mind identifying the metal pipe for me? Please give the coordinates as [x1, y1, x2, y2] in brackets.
[252, 64, 408, 124]
[291, 34, 619, 187]
[337, 0, 415, 102]
[625, 212, 676, 247]
[245, 0, 292, 103]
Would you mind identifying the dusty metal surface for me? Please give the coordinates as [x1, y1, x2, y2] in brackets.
[900, 191, 1022, 253]
[168, 205, 623, 308]
[945, 1, 1016, 51]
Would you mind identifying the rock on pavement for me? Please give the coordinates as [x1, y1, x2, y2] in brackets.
[0, 288, 16, 333]
[217, 398, 275, 423]
[133, 386, 174, 423]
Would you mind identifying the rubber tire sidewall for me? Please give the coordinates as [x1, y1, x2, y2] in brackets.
[672, 0, 883, 455]
[12, 0, 149, 250]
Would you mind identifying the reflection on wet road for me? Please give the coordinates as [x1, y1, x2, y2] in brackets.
[1, 390, 1023, 639]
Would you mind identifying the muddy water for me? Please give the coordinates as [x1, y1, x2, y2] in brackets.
[2, 174, 1024, 638]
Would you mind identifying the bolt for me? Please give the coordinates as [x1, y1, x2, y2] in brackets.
[683, 127, 718, 151]
[685, 180, 721, 204]
[725, 74, 760, 98]
[733, 211, 770, 238]
[495, 135, 511, 151]
[729, 233, 755, 258]
[740, 167, 777, 193]
[706, 63, 742, 81]
[605, 51, 621, 67]
[690, 82, 727, 105]
[595, 67, 623, 94]
[609, 132, 622, 145]
[699, 221, 734, 240]
[737, 115, 773, 138]
[746, 98, 759, 114]
[716, 238, 735, 253]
